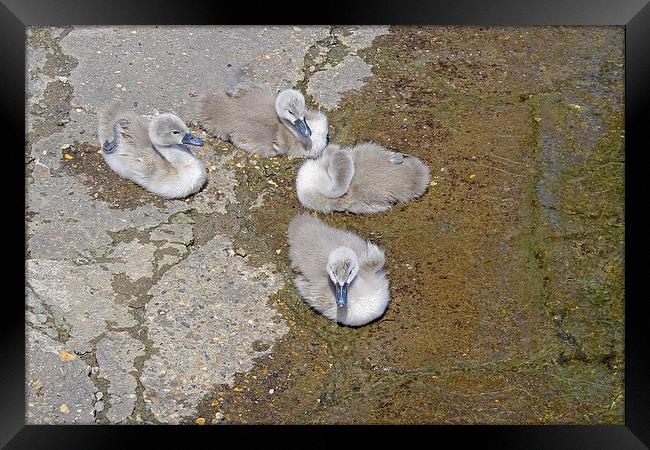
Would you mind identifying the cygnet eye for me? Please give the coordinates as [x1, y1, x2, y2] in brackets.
[172, 131, 180, 135]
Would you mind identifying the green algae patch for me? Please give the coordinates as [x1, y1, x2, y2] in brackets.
[195, 26, 624, 424]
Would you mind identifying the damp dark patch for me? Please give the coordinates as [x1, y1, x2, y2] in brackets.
[192, 26, 623, 424]
[59, 142, 172, 210]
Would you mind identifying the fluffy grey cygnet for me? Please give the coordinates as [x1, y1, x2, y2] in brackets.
[197, 85, 328, 158]
[98, 101, 207, 199]
[287, 214, 390, 326]
[295, 141, 430, 214]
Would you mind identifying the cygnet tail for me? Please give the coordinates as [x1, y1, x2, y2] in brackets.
[361, 242, 385, 273]
[196, 92, 222, 136]
[224, 66, 248, 97]
[324, 149, 354, 198]
[406, 157, 431, 198]
[98, 100, 126, 147]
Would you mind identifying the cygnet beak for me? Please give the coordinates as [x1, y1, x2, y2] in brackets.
[335, 282, 349, 308]
[293, 118, 312, 139]
[182, 132, 204, 146]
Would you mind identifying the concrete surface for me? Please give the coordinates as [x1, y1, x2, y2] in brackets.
[25, 25, 623, 424]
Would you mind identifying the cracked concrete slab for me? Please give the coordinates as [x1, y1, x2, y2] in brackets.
[26, 329, 96, 424]
[336, 26, 390, 53]
[302, 26, 389, 110]
[26, 170, 190, 260]
[96, 331, 145, 423]
[26, 259, 137, 354]
[141, 234, 287, 423]
[155, 242, 188, 270]
[24, 24, 403, 425]
[108, 239, 157, 282]
[25, 25, 623, 426]
[307, 54, 375, 110]
[59, 26, 330, 119]
[149, 224, 194, 246]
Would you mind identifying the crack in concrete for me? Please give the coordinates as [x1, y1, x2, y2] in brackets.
[26, 25, 622, 425]
[77, 336, 110, 423]
[26, 282, 71, 344]
[26, 27, 77, 151]
[105, 220, 199, 424]
[295, 26, 349, 107]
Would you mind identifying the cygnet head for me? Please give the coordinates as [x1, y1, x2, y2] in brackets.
[149, 113, 205, 148]
[275, 89, 312, 141]
[326, 247, 360, 309]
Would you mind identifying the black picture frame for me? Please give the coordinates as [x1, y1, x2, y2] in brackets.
[5, 0, 648, 447]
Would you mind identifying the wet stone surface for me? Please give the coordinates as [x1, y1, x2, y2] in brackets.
[26, 26, 623, 424]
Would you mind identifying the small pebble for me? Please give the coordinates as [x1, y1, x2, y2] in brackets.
[94, 401, 104, 412]
[269, 389, 275, 394]
[95, 392, 103, 401]
[235, 248, 248, 257]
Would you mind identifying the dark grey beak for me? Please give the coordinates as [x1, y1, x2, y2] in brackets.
[335, 282, 349, 308]
[293, 118, 312, 139]
[182, 132, 204, 146]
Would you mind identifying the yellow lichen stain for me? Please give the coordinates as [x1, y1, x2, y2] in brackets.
[58, 350, 77, 361]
